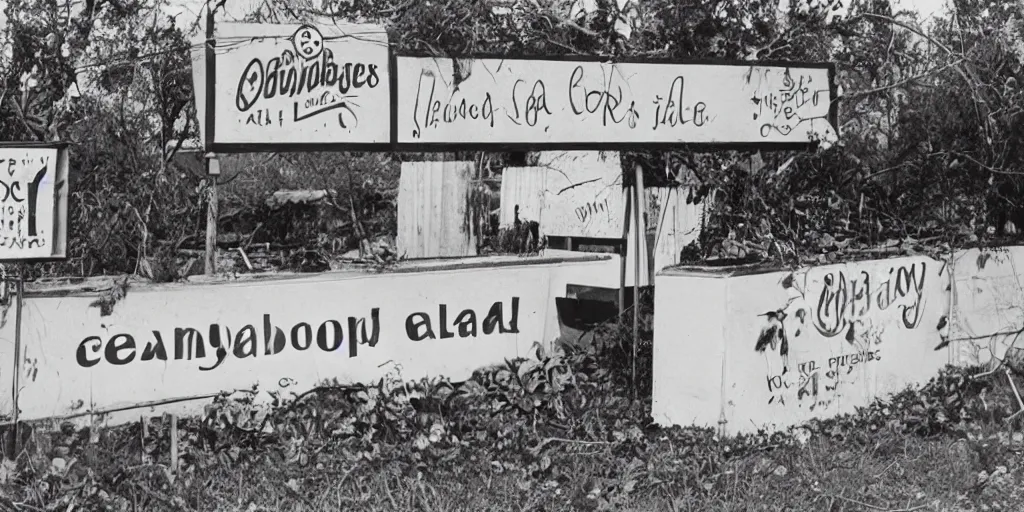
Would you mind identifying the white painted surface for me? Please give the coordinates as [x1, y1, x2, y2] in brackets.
[499, 152, 626, 239]
[538, 151, 625, 239]
[395, 57, 836, 146]
[9, 255, 617, 423]
[396, 161, 477, 258]
[192, 21, 390, 146]
[654, 256, 952, 435]
[499, 166, 547, 227]
[950, 247, 1024, 367]
[0, 146, 69, 260]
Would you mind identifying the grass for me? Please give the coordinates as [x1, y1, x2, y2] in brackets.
[4, 324, 1024, 511]
[8, 413, 1024, 512]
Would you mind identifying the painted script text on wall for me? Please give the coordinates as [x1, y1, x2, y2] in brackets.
[754, 258, 940, 413]
[755, 260, 930, 358]
[75, 298, 520, 370]
[812, 261, 928, 339]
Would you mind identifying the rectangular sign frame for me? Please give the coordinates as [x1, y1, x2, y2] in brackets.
[0, 142, 70, 263]
[392, 53, 839, 152]
[191, 17, 841, 153]
[193, 18, 393, 153]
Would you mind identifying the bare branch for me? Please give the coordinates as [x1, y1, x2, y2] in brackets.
[846, 58, 964, 99]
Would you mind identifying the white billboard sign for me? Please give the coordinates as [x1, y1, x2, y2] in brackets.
[395, 57, 837, 148]
[192, 21, 391, 149]
[0, 145, 69, 261]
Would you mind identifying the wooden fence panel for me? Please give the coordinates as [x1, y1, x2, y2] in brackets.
[397, 161, 477, 259]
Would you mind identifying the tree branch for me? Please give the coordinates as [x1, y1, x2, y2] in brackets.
[846, 58, 964, 99]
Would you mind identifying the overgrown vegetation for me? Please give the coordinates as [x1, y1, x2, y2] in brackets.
[3, 301, 1024, 511]
[2, 0, 1023, 278]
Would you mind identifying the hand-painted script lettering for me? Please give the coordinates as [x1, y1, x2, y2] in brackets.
[398, 58, 834, 145]
[234, 25, 379, 129]
[766, 350, 881, 409]
[411, 69, 495, 138]
[751, 69, 829, 138]
[1, 155, 51, 250]
[77, 310, 381, 370]
[568, 65, 640, 129]
[575, 198, 609, 224]
[651, 77, 708, 131]
[815, 262, 927, 339]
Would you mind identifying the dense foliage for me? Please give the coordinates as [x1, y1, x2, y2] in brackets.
[3, 313, 1023, 510]
[1, 0, 1023, 276]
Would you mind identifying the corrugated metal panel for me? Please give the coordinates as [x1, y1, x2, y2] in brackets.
[647, 186, 709, 275]
[396, 161, 478, 259]
[624, 185, 650, 287]
[499, 166, 548, 229]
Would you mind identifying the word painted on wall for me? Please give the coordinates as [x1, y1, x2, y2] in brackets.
[765, 349, 882, 409]
[395, 57, 836, 147]
[406, 298, 519, 341]
[75, 298, 519, 370]
[755, 260, 931, 358]
[808, 261, 928, 340]
[204, 22, 390, 146]
[0, 146, 67, 260]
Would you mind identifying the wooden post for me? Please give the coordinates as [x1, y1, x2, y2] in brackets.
[169, 414, 179, 478]
[632, 165, 643, 399]
[203, 8, 217, 277]
[140, 415, 148, 464]
[204, 158, 219, 276]
[618, 193, 630, 324]
[9, 277, 22, 458]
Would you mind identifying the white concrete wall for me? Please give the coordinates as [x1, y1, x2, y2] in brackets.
[12, 244, 1024, 433]
[950, 247, 1024, 367]
[0, 254, 618, 425]
[654, 255, 955, 435]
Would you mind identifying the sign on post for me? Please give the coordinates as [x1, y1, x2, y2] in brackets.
[191, 21, 392, 151]
[0, 144, 69, 261]
[395, 56, 837, 150]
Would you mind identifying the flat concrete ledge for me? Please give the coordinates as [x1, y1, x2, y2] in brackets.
[22, 250, 613, 298]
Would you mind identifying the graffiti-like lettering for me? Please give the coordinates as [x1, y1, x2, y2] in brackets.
[574, 198, 610, 224]
[751, 68, 829, 138]
[397, 58, 837, 145]
[234, 25, 377, 128]
[508, 79, 551, 127]
[405, 297, 520, 341]
[651, 77, 709, 131]
[764, 350, 881, 408]
[76, 310, 381, 370]
[411, 69, 495, 138]
[813, 262, 927, 339]
[0, 154, 52, 251]
[568, 65, 640, 128]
